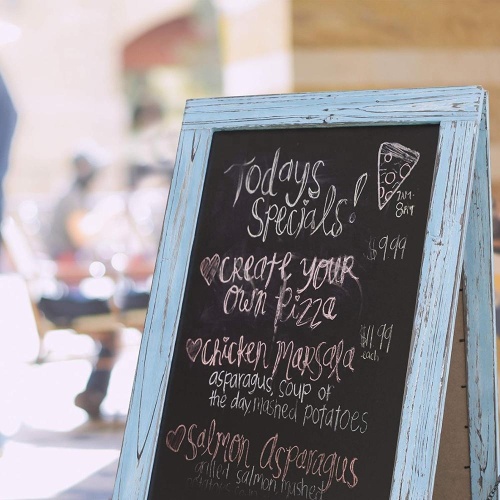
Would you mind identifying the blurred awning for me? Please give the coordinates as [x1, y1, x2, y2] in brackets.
[122, 16, 201, 70]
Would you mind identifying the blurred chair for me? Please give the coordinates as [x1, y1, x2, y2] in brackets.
[1, 215, 118, 350]
[2, 205, 148, 420]
[111, 183, 168, 330]
[114, 274, 150, 331]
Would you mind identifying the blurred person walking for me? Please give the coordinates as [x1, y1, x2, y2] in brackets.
[46, 145, 106, 264]
[40, 144, 119, 420]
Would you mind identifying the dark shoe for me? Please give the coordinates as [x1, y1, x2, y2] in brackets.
[75, 390, 105, 420]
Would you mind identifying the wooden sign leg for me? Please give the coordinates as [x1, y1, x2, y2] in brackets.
[462, 96, 500, 499]
[434, 290, 471, 499]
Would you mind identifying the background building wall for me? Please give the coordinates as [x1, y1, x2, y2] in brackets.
[218, 0, 500, 190]
[217, 0, 292, 96]
[0, 0, 123, 194]
[0, 0, 202, 197]
[1, 1, 499, 197]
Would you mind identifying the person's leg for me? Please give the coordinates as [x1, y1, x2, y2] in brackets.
[75, 329, 119, 419]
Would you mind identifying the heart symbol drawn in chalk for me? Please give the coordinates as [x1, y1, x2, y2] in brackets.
[200, 254, 220, 286]
[166, 425, 186, 453]
[186, 338, 203, 363]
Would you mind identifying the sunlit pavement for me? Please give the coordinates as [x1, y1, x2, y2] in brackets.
[0, 328, 141, 499]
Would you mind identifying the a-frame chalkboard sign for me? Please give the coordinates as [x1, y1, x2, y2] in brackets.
[113, 87, 498, 499]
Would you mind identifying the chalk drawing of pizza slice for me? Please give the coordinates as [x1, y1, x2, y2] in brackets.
[377, 142, 420, 210]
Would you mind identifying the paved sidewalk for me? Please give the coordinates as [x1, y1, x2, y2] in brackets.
[1, 420, 125, 500]
[0, 329, 140, 500]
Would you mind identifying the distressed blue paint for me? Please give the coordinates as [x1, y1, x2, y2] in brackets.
[391, 120, 480, 498]
[113, 86, 497, 499]
[463, 95, 500, 500]
[183, 86, 483, 130]
[113, 128, 213, 499]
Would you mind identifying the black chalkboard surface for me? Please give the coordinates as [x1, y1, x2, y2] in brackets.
[147, 124, 439, 499]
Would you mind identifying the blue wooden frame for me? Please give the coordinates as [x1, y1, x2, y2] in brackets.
[113, 86, 498, 499]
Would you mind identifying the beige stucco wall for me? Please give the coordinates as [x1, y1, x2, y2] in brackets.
[117, 0, 196, 46]
[217, 0, 292, 96]
[3, 1, 499, 196]
[0, 0, 194, 197]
